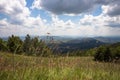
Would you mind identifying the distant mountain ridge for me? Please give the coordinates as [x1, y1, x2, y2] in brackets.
[1, 36, 120, 53]
[46, 36, 119, 53]
[94, 37, 120, 43]
[40, 36, 120, 44]
[49, 38, 106, 53]
[1, 36, 120, 43]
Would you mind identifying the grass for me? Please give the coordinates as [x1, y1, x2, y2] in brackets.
[0, 52, 120, 80]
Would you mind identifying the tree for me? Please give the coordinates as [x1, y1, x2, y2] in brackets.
[23, 35, 52, 56]
[30, 36, 40, 55]
[0, 38, 8, 51]
[23, 34, 31, 55]
[7, 35, 23, 53]
[32, 39, 52, 57]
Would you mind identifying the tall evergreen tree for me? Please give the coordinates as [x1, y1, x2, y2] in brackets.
[0, 38, 8, 51]
[23, 35, 52, 56]
[23, 34, 32, 55]
[7, 35, 23, 53]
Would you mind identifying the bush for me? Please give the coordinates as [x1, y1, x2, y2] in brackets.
[94, 46, 113, 62]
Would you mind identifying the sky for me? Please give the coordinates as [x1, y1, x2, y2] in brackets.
[0, 0, 120, 37]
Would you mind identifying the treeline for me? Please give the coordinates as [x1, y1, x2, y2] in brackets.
[0, 34, 52, 56]
[0, 34, 120, 62]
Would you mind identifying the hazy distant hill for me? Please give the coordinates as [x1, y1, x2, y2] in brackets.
[49, 38, 106, 53]
[94, 37, 120, 43]
[40, 36, 76, 43]
[40, 36, 120, 44]
[1, 36, 120, 43]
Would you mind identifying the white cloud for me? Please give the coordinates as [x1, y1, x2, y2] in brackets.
[0, 19, 22, 37]
[0, 18, 8, 27]
[0, 0, 30, 26]
[99, 0, 120, 16]
[0, 0, 48, 37]
[0, 0, 30, 16]
[43, 14, 120, 37]
[78, 14, 120, 36]
[0, 0, 120, 37]
[0, 16, 48, 37]
[32, 0, 120, 17]
[31, 0, 95, 14]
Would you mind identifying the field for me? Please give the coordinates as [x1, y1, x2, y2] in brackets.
[0, 52, 120, 80]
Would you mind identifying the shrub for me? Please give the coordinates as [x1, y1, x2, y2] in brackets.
[94, 46, 113, 62]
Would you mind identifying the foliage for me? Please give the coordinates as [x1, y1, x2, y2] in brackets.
[0, 34, 52, 56]
[23, 34, 31, 54]
[0, 34, 120, 59]
[7, 35, 23, 54]
[94, 43, 120, 62]
[23, 34, 52, 56]
[94, 46, 112, 62]
[0, 38, 8, 51]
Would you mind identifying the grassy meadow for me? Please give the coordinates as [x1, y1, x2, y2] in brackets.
[0, 52, 120, 80]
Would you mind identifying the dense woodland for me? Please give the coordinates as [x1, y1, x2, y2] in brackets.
[0, 34, 120, 62]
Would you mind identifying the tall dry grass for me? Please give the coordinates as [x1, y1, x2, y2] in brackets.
[0, 52, 120, 80]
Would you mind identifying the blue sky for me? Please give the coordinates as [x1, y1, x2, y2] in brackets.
[0, 0, 120, 37]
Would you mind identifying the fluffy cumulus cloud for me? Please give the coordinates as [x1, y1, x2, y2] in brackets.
[31, 0, 95, 14]
[78, 14, 120, 36]
[0, 0, 30, 25]
[0, 0, 48, 37]
[31, 0, 120, 33]
[100, 0, 120, 16]
[0, 0, 120, 37]
[44, 14, 120, 36]
[0, 16, 48, 37]
[48, 15, 76, 36]
[0, 0, 27, 15]
[32, 0, 120, 16]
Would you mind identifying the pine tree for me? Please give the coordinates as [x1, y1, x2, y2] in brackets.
[7, 35, 23, 53]
[23, 34, 32, 55]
